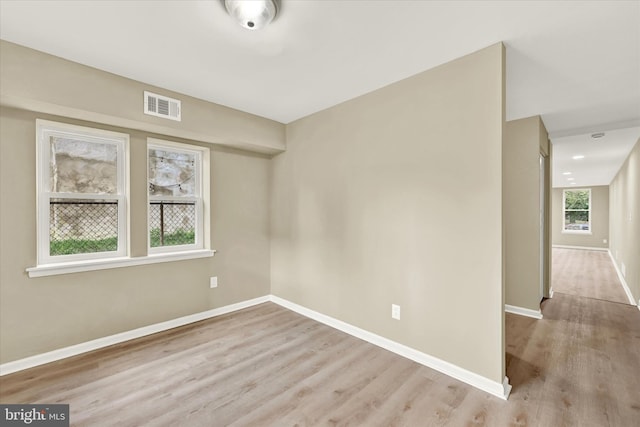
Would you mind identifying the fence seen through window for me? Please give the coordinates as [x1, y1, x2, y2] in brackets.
[148, 143, 201, 250]
[49, 199, 119, 255]
[149, 201, 196, 247]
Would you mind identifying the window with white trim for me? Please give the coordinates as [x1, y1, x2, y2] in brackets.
[563, 188, 591, 233]
[36, 120, 129, 265]
[147, 139, 208, 253]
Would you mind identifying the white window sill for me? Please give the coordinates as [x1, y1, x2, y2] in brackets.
[562, 230, 592, 235]
[26, 249, 216, 278]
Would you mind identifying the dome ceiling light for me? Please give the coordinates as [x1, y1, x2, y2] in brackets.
[224, 0, 278, 30]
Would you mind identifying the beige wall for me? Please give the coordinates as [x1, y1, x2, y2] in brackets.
[271, 44, 505, 383]
[0, 40, 285, 154]
[552, 185, 609, 248]
[609, 139, 640, 305]
[0, 107, 272, 363]
[504, 116, 549, 311]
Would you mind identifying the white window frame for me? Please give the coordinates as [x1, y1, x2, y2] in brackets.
[147, 138, 210, 254]
[562, 188, 592, 234]
[36, 120, 130, 265]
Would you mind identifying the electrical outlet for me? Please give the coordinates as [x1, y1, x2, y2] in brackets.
[210, 276, 218, 288]
[603, 239, 607, 244]
[391, 304, 401, 320]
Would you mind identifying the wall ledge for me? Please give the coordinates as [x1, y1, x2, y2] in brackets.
[1, 95, 284, 155]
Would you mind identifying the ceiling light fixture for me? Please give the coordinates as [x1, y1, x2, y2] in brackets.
[562, 172, 572, 175]
[568, 177, 575, 181]
[224, 0, 278, 30]
[591, 132, 605, 139]
[572, 155, 585, 160]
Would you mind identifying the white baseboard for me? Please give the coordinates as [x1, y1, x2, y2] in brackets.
[504, 304, 543, 319]
[0, 295, 271, 376]
[552, 245, 608, 251]
[607, 250, 637, 306]
[270, 295, 511, 400]
[1, 294, 512, 400]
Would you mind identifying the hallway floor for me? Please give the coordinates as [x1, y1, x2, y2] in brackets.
[552, 247, 632, 305]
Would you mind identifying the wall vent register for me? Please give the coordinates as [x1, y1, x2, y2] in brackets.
[144, 91, 181, 121]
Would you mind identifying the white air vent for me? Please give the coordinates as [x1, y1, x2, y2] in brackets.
[144, 91, 181, 121]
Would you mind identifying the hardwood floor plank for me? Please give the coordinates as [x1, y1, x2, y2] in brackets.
[552, 248, 630, 304]
[1, 295, 639, 426]
[226, 341, 397, 427]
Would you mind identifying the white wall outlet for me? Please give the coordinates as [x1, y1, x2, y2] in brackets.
[391, 304, 401, 320]
[603, 239, 607, 244]
[210, 276, 218, 288]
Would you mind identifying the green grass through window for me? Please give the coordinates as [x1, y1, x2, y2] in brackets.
[50, 237, 118, 256]
[50, 229, 195, 256]
[150, 228, 195, 247]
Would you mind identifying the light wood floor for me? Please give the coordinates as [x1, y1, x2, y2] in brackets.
[1, 297, 639, 426]
[552, 248, 630, 304]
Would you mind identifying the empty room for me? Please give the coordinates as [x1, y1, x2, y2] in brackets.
[0, 1, 639, 426]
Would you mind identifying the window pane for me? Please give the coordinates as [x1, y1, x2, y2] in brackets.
[148, 148, 196, 197]
[149, 201, 196, 247]
[564, 210, 589, 231]
[50, 137, 118, 194]
[564, 190, 589, 210]
[49, 199, 118, 255]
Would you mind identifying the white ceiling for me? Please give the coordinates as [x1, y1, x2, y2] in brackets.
[1, 0, 639, 183]
[552, 127, 640, 188]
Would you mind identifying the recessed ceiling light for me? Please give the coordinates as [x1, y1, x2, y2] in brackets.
[572, 155, 585, 160]
[570, 182, 577, 185]
[562, 172, 572, 175]
[568, 177, 575, 181]
[591, 132, 605, 139]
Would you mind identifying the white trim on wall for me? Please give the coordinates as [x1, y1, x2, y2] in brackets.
[0, 295, 269, 376]
[504, 304, 543, 319]
[26, 249, 216, 278]
[607, 250, 637, 306]
[271, 296, 511, 400]
[1, 294, 512, 401]
[552, 245, 608, 251]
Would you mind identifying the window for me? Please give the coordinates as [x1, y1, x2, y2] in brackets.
[563, 188, 591, 233]
[29, 123, 213, 277]
[36, 120, 129, 264]
[147, 139, 208, 253]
